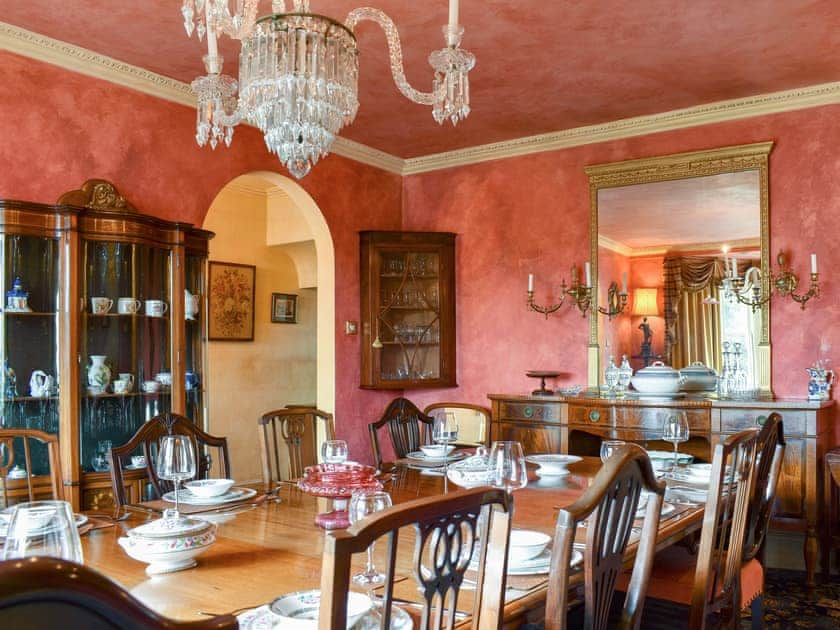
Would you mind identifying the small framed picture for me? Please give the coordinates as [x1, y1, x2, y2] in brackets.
[271, 293, 297, 323]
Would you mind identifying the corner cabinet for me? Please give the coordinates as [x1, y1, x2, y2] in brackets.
[360, 231, 456, 389]
[0, 180, 213, 510]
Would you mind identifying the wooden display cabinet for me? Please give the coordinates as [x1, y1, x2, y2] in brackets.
[0, 180, 212, 510]
[360, 231, 456, 389]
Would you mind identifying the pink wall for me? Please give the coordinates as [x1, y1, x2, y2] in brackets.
[0, 50, 401, 461]
[403, 104, 840, 407]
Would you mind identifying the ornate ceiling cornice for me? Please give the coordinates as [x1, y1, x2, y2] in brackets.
[3, 21, 840, 177]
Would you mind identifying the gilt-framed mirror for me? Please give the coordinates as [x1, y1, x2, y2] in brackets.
[585, 142, 773, 394]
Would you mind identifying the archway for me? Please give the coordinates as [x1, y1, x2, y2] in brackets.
[203, 171, 335, 482]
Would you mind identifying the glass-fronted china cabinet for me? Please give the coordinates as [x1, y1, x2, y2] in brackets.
[0, 180, 212, 510]
[360, 231, 456, 389]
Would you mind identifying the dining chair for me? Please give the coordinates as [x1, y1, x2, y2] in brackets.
[0, 428, 63, 507]
[423, 402, 491, 446]
[632, 427, 760, 629]
[108, 412, 230, 510]
[545, 444, 666, 630]
[319, 486, 513, 630]
[257, 407, 335, 488]
[369, 397, 434, 470]
[0, 556, 236, 629]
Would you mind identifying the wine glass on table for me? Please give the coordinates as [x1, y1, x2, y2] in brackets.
[432, 412, 459, 479]
[2, 500, 83, 562]
[489, 441, 528, 494]
[348, 490, 393, 587]
[156, 435, 196, 522]
[662, 412, 690, 473]
[600, 439, 626, 463]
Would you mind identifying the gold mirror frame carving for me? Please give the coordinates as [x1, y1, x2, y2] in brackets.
[584, 141, 774, 394]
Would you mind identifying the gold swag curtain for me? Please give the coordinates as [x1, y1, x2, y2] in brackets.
[663, 256, 725, 371]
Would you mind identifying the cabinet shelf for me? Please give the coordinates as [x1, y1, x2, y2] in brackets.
[3, 311, 57, 317]
[85, 313, 169, 321]
[361, 231, 456, 389]
[3, 395, 59, 402]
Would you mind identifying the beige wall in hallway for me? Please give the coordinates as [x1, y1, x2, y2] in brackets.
[204, 186, 317, 483]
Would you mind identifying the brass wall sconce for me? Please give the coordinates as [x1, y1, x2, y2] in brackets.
[722, 249, 820, 311]
[597, 280, 629, 320]
[528, 264, 626, 318]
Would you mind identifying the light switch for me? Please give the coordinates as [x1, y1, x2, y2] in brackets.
[345, 321, 358, 335]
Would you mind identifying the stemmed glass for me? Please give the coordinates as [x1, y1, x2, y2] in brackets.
[489, 441, 528, 493]
[600, 439, 626, 463]
[2, 500, 83, 562]
[433, 412, 459, 480]
[662, 412, 690, 472]
[348, 490, 393, 586]
[321, 440, 349, 464]
[156, 435, 197, 521]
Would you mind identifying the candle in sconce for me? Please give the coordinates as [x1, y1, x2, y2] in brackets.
[528, 273, 534, 293]
[584, 262, 592, 287]
[730, 256, 738, 278]
[447, 0, 459, 45]
[811, 253, 818, 274]
[621, 271, 628, 294]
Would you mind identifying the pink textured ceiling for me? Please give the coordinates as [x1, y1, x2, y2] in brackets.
[3, 1, 840, 158]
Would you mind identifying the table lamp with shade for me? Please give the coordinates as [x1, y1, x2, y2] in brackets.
[632, 288, 660, 367]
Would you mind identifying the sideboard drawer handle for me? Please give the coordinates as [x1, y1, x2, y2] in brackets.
[756, 415, 767, 426]
[589, 410, 601, 422]
[523, 406, 534, 418]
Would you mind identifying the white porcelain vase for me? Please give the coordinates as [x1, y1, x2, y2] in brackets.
[87, 355, 111, 388]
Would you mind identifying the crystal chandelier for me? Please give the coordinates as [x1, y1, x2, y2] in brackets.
[181, 0, 475, 178]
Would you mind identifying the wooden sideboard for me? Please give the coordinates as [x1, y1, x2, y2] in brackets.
[489, 392, 835, 586]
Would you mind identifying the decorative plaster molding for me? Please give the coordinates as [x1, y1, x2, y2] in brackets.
[597, 235, 633, 257]
[599, 236, 762, 258]
[401, 84, 840, 175]
[3, 21, 840, 177]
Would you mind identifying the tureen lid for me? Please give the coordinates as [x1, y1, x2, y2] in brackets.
[634, 361, 680, 379]
[5, 277, 27, 299]
[679, 362, 717, 376]
[128, 516, 212, 539]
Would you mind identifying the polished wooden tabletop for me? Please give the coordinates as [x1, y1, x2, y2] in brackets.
[80, 457, 703, 624]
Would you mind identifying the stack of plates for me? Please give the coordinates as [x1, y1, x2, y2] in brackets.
[634, 492, 676, 518]
[162, 486, 257, 506]
[405, 450, 469, 466]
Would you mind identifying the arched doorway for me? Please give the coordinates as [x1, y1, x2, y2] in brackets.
[203, 171, 334, 483]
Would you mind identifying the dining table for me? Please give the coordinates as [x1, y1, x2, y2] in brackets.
[79, 456, 705, 627]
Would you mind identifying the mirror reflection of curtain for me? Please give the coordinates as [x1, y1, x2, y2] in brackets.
[663, 257, 726, 370]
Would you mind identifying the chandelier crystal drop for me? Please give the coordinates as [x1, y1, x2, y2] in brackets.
[237, 14, 359, 179]
[180, 1, 475, 178]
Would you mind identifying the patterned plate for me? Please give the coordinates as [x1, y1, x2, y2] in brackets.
[406, 450, 469, 465]
[238, 603, 412, 629]
[161, 486, 257, 506]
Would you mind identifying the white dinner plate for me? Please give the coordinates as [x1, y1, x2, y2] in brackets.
[238, 603, 413, 629]
[469, 546, 582, 576]
[406, 450, 468, 465]
[162, 486, 257, 506]
[0, 510, 88, 538]
[635, 501, 675, 519]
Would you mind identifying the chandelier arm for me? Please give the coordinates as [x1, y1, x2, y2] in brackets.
[345, 8, 441, 106]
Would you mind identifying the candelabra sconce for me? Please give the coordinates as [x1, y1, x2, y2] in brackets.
[527, 266, 593, 318]
[721, 249, 820, 311]
[597, 282, 629, 320]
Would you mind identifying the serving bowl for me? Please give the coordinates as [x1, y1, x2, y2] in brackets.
[508, 529, 551, 564]
[630, 361, 684, 395]
[446, 455, 493, 488]
[679, 362, 718, 391]
[184, 478, 235, 498]
[420, 444, 455, 458]
[118, 517, 215, 575]
[270, 589, 371, 629]
[525, 454, 582, 476]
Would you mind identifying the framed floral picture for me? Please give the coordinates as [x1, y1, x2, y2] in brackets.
[208, 261, 256, 341]
[271, 293, 297, 323]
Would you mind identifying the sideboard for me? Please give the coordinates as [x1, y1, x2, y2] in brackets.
[488, 392, 835, 586]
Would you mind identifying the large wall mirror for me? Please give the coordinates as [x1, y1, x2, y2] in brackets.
[585, 142, 773, 394]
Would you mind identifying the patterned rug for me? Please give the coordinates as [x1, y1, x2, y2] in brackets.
[740, 568, 840, 629]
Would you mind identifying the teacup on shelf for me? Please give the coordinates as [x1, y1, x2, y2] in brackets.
[142, 380, 161, 394]
[155, 372, 172, 386]
[90, 297, 113, 314]
[113, 379, 131, 394]
[86, 385, 105, 396]
[117, 297, 142, 315]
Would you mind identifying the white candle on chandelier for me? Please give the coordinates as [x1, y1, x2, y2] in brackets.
[731, 256, 738, 278]
[447, 0, 460, 46]
[621, 271, 628, 294]
[584, 262, 592, 287]
[528, 273, 534, 293]
[811, 253, 818, 274]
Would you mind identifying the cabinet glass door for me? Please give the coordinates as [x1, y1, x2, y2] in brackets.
[184, 254, 206, 427]
[79, 241, 172, 473]
[376, 251, 441, 383]
[1, 234, 60, 476]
